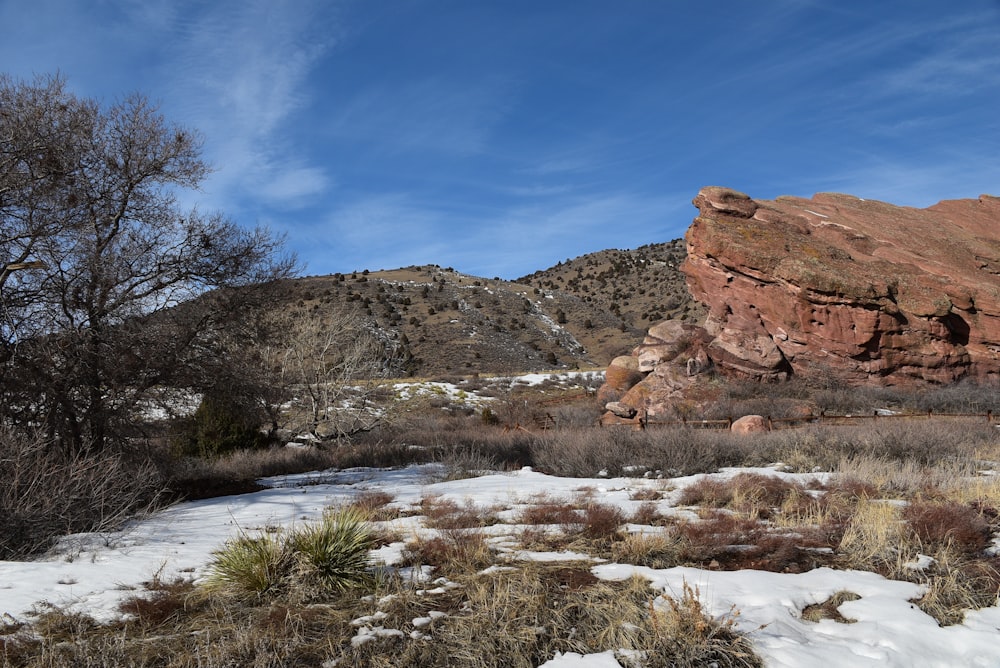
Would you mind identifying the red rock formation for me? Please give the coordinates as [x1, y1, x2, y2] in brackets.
[683, 187, 1000, 384]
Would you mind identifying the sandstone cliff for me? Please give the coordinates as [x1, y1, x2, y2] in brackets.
[685, 187, 1000, 384]
[600, 187, 1000, 422]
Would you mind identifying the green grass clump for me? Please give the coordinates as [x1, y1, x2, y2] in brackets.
[205, 506, 375, 602]
[204, 532, 289, 600]
[289, 507, 375, 595]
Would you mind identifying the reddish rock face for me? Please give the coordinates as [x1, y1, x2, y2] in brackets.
[683, 187, 1000, 385]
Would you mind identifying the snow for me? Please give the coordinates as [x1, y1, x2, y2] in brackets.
[2, 464, 1000, 666]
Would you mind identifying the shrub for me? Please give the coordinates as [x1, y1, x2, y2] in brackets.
[420, 496, 496, 529]
[402, 529, 494, 574]
[288, 508, 375, 596]
[176, 393, 267, 458]
[903, 501, 991, 555]
[678, 473, 804, 520]
[204, 507, 375, 602]
[578, 502, 626, 540]
[0, 426, 167, 559]
[204, 532, 290, 601]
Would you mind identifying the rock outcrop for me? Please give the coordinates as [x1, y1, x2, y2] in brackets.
[598, 186, 1000, 424]
[684, 187, 1000, 385]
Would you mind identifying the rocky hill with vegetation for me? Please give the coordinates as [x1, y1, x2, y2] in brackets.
[273, 243, 701, 377]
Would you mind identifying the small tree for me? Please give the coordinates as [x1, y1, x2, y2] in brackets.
[264, 306, 397, 441]
[177, 393, 268, 458]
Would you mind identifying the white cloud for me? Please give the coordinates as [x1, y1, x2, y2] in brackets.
[150, 1, 341, 211]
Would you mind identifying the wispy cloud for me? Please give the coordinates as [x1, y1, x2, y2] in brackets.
[144, 1, 341, 212]
[807, 153, 1000, 208]
[300, 188, 693, 278]
[327, 75, 514, 157]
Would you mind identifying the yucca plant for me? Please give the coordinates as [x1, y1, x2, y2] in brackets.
[288, 506, 375, 595]
[204, 532, 290, 601]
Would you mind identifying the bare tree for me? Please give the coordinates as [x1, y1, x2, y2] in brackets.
[0, 73, 295, 453]
[266, 306, 397, 441]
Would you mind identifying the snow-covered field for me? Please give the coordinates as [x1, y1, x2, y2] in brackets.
[3, 463, 1000, 667]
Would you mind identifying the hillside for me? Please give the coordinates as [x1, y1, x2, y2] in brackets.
[269, 241, 700, 377]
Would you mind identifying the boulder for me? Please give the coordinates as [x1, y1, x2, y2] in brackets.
[605, 401, 637, 419]
[730, 415, 769, 435]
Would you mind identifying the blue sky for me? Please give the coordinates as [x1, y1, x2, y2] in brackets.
[3, 1, 999, 279]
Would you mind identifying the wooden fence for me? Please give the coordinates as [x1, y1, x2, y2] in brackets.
[605, 409, 997, 431]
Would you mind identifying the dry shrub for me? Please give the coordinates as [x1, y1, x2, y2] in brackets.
[679, 473, 805, 520]
[677, 477, 735, 508]
[349, 490, 401, 522]
[801, 591, 860, 624]
[167, 441, 425, 502]
[531, 427, 750, 478]
[677, 512, 830, 573]
[118, 578, 196, 628]
[631, 501, 668, 525]
[402, 529, 494, 574]
[373, 415, 536, 470]
[832, 456, 971, 500]
[0, 427, 167, 559]
[420, 496, 496, 529]
[517, 495, 624, 541]
[746, 419, 1000, 475]
[679, 513, 764, 562]
[518, 496, 581, 526]
[903, 501, 991, 555]
[578, 502, 626, 540]
[433, 443, 501, 480]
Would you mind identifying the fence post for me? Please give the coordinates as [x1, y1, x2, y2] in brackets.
[988, 410, 993, 424]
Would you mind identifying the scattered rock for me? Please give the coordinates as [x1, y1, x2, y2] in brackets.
[604, 401, 637, 419]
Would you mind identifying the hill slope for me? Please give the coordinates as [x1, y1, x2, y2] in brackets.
[270, 241, 699, 377]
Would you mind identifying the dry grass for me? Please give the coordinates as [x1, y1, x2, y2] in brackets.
[4, 563, 762, 668]
[678, 473, 808, 520]
[637, 581, 762, 668]
[401, 529, 495, 575]
[611, 531, 685, 569]
[801, 591, 860, 624]
[419, 496, 498, 530]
